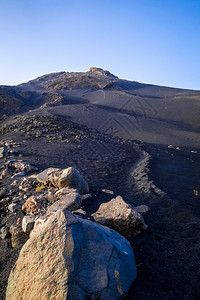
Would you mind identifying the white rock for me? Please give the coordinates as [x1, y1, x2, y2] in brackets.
[22, 216, 36, 234]
[8, 203, 19, 212]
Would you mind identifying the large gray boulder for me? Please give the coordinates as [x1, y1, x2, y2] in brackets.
[92, 196, 148, 237]
[6, 209, 137, 300]
[37, 167, 89, 194]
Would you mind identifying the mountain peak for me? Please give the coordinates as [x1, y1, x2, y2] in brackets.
[89, 67, 118, 78]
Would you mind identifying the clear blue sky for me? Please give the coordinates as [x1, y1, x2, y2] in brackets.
[0, 0, 199, 89]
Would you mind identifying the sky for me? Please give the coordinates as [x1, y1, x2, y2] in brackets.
[0, 0, 200, 90]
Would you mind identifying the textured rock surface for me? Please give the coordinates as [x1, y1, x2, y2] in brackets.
[6, 209, 137, 300]
[92, 196, 148, 237]
[47, 191, 81, 213]
[22, 195, 43, 215]
[37, 167, 89, 194]
[36, 167, 60, 185]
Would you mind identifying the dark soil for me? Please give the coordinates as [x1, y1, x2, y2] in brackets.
[0, 113, 200, 300]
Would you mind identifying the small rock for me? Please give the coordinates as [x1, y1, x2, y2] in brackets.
[8, 149, 19, 156]
[47, 191, 81, 213]
[19, 177, 37, 192]
[0, 167, 12, 179]
[133, 205, 150, 213]
[11, 180, 18, 186]
[8, 203, 19, 212]
[22, 216, 36, 234]
[102, 189, 114, 195]
[0, 146, 8, 158]
[46, 190, 55, 203]
[0, 226, 10, 239]
[80, 193, 92, 201]
[55, 187, 78, 196]
[22, 196, 43, 215]
[168, 145, 174, 149]
[73, 208, 87, 216]
[92, 195, 148, 237]
[9, 223, 28, 248]
[12, 171, 26, 178]
[37, 167, 89, 194]
[11, 161, 38, 173]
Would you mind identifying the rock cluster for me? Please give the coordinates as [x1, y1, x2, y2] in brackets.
[0, 159, 38, 180]
[0, 163, 90, 246]
[0, 140, 150, 299]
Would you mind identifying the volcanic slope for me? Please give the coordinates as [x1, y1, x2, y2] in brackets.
[0, 68, 200, 299]
[1, 67, 200, 147]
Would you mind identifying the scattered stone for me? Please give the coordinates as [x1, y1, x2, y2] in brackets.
[11, 180, 18, 186]
[45, 190, 56, 203]
[0, 167, 12, 179]
[73, 208, 87, 216]
[92, 196, 148, 237]
[80, 193, 92, 201]
[17, 218, 21, 224]
[22, 216, 36, 234]
[133, 205, 150, 214]
[102, 188, 114, 195]
[0, 226, 10, 239]
[54, 187, 78, 196]
[12, 196, 21, 203]
[37, 167, 89, 194]
[12, 161, 38, 173]
[0, 197, 10, 206]
[8, 203, 19, 213]
[47, 191, 81, 213]
[9, 223, 28, 248]
[194, 190, 199, 196]
[19, 177, 37, 192]
[22, 195, 43, 215]
[0, 146, 8, 158]
[6, 209, 137, 300]
[8, 149, 19, 156]
[11, 171, 26, 178]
